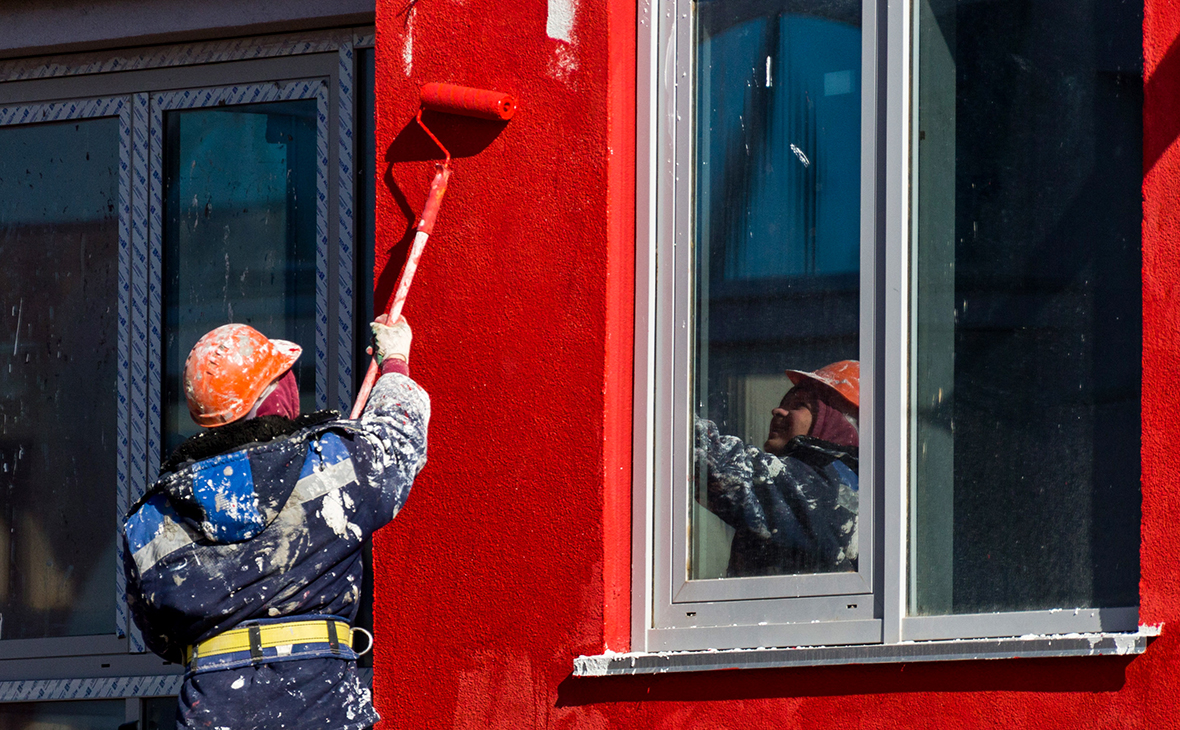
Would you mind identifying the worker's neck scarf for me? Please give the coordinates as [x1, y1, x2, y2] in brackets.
[809, 392, 859, 448]
[254, 370, 300, 419]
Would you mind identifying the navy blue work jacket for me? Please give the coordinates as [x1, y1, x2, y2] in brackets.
[695, 417, 858, 577]
[123, 372, 429, 729]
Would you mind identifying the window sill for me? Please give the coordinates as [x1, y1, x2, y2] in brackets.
[573, 626, 1160, 677]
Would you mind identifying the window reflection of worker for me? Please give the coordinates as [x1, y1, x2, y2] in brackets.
[695, 361, 859, 577]
[122, 315, 426, 730]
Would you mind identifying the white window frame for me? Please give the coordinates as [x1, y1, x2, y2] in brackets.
[617, 0, 1148, 668]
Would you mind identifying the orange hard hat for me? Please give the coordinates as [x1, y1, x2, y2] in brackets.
[183, 324, 302, 427]
[785, 360, 860, 409]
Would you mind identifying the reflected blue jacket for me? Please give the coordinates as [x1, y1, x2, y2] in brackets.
[695, 417, 858, 577]
[122, 372, 428, 730]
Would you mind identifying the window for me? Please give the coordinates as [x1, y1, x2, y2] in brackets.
[629, 0, 1143, 659]
[161, 95, 322, 454]
[0, 28, 376, 713]
[0, 114, 122, 643]
[0, 701, 126, 728]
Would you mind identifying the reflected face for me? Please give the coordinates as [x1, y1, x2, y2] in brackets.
[764, 388, 814, 456]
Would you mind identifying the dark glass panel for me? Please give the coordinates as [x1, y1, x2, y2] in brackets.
[162, 100, 318, 455]
[911, 0, 1142, 613]
[0, 117, 119, 639]
[0, 700, 125, 730]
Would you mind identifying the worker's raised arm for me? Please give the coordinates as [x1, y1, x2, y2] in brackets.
[335, 315, 430, 523]
[694, 415, 858, 575]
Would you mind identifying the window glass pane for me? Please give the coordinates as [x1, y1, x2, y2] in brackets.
[142, 697, 177, 730]
[911, 0, 1141, 613]
[0, 700, 125, 730]
[0, 118, 119, 639]
[163, 100, 319, 455]
[691, 0, 861, 579]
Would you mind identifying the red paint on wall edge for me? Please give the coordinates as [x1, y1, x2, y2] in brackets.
[601, 0, 637, 654]
[1142, 0, 1180, 627]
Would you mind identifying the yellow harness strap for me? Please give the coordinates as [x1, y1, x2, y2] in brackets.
[187, 618, 350, 666]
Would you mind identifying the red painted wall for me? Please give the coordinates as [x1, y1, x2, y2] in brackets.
[370, 0, 1180, 725]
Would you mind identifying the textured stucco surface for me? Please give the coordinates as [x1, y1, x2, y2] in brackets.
[370, 0, 1180, 725]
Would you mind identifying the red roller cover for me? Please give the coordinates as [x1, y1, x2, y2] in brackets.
[419, 82, 517, 120]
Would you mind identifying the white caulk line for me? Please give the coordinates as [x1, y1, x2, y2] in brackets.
[547, 0, 576, 42]
[12, 297, 22, 356]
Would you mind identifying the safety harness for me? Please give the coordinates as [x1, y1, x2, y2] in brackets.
[186, 616, 374, 675]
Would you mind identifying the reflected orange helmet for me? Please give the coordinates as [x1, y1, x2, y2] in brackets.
[183, 324, 302, 427]
[785, 360, 860, 409]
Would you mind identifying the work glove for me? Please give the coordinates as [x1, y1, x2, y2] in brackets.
[370, 314, 412, 365]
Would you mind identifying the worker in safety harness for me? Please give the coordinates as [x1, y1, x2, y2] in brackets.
[695, 361, 859, 577]
[122, 314, 427, 729]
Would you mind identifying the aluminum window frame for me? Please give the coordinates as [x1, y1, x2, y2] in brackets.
[0, 29, 375, 708]
[895, 0, 1139, 644]
[633, 0, 1142, 658]
[639, 0, 882, 653]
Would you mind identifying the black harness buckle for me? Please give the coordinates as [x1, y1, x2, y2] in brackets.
[327, 620, 341, 655]
[248, 625, 263, 663]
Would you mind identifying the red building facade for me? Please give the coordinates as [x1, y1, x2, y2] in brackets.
[370, 0, 1180, 726]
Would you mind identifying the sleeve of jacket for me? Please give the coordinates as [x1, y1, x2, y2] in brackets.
[121, 532, 185, 663]
[694, 417, 779, 539]
[344, 371, 431, 527]
[694, 416, 829, 557]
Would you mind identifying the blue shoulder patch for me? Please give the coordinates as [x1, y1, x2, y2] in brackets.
[299, 431, 352, 479]
[125, 493, 180, 554]
[191, 451, 265, 542]
[831, 460, 858, 491]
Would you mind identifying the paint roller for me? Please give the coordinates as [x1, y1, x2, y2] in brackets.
[349, 82, 517, 419]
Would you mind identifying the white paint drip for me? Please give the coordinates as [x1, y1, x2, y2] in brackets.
[790, 144, 811, 167]
[547, 0, 577, 42]
[402, 7, 415, 76]
[551, 44, 578, 78]
[231, 676, 245, 690]
[11, 297, 21, 356]
[1113, 634, 1139, 655]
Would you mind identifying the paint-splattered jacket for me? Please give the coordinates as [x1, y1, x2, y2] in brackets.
[694, 417, 858, 577]
[123, 372, 429, 730]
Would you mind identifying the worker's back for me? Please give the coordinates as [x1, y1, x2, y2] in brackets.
[123, 372, 429, 729]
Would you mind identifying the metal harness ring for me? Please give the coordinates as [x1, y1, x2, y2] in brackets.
[350, 626, 374, 657]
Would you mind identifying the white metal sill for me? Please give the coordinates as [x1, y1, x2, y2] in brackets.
[573, 626, 1160, 677]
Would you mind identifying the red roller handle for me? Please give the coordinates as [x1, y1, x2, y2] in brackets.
[420, 82, 517, 121]
[351, 82, 515, 418]
[350, 165, 452, 419]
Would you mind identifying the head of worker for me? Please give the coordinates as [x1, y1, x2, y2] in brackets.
[764, 360, 860, 456]
[183, 317, 412, 428]
[182, 324, 304, 428]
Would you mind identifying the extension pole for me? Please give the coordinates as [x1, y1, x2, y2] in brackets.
[350, 165, 451, 419]
[349, 83, 516, 419]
